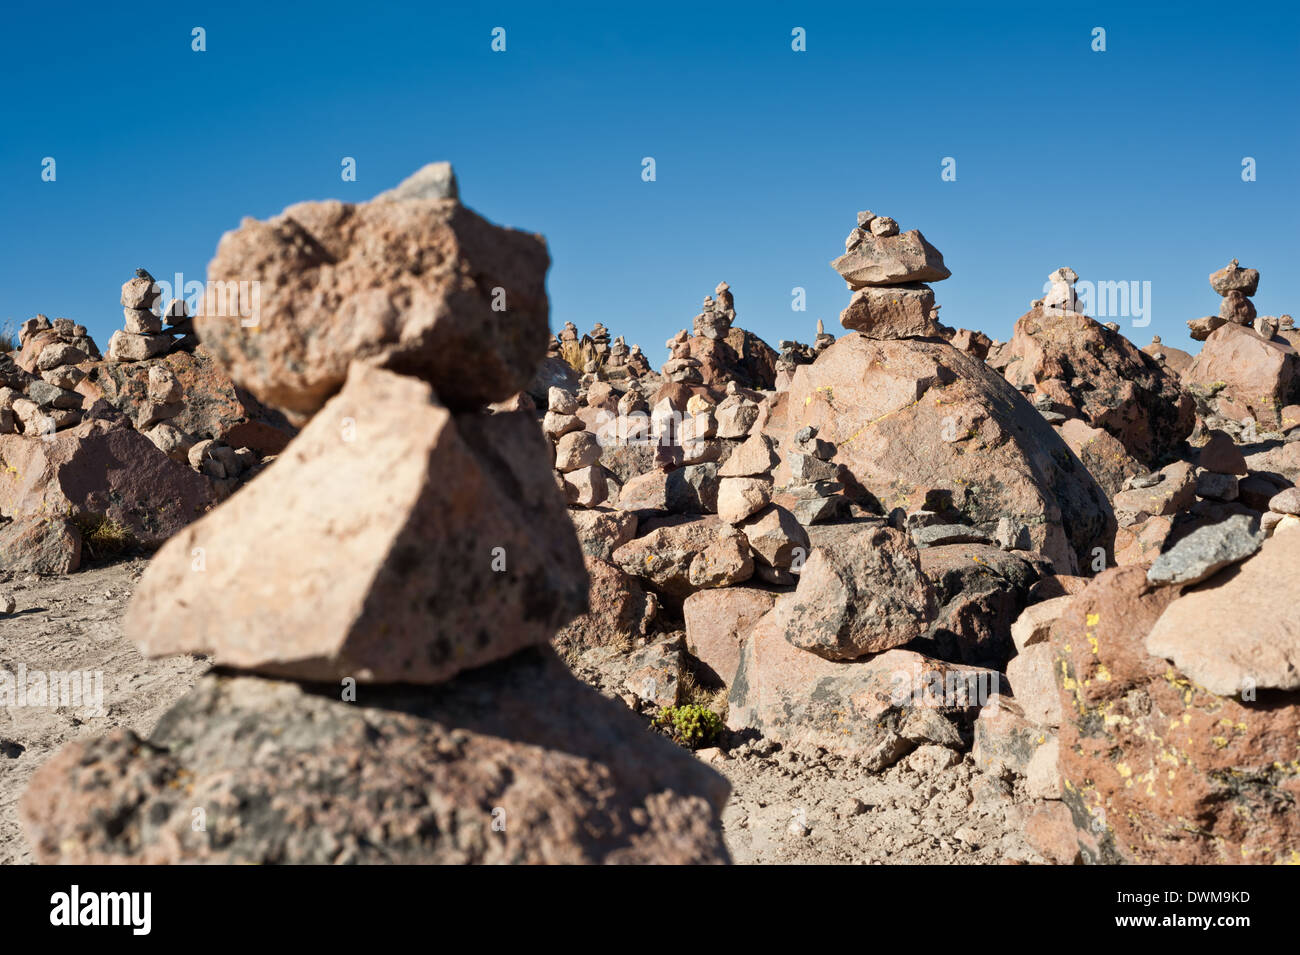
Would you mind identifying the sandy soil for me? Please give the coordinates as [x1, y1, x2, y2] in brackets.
[715, 742, 1041, 864]
[2, 561, 1041, 865]
[0, 559, 209, 865]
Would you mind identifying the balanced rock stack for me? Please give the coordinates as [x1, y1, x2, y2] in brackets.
[1040, 266, 1079, 313]
[662, 329, 704, 384]
[585, 321, 611, 372]
[638, 283, 778, 393]
[1000, 269, 1195, 470]
[1140, 334, 1194, 376]
[162, 295, 199, 351]
[1182, 259, 1298, 433]
[107, 269, 175, 362]
[832, 211, 950, 339]
[694, 283, 735, 340]
[2, 315, 101, 436]
[773, 424, 849, 525]
[546, 385, 615, 508]
[20, 162, 730, 864]
[625, 342, 651, 376]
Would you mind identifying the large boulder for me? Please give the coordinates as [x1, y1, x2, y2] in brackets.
[915, 543, 1045, 667]
[728, 605, 998, 768]
[830, 230, 951, 288]
[0, 418, 216, 547]
[1001, 307, 1194, 466]
[780, 524, 934, 660]
[683, 587, 776, 687]
[195, 188, 550, 421]
[612, 515, 754, 599]
[1050, 565, 1300, 864]
[838, 284, 942, 339]
[21, 654, 730, 864]
[0, 516, 82, 573]
[125, 363, 587, 684]
[779, 334, 1112, 573]
[1057, 418, 1145, 500]
[1183, 322, 1297, 431]
[1146, 529, 1300, 695]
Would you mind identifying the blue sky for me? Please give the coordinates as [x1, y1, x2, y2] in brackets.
[2, 1, 1296, 359]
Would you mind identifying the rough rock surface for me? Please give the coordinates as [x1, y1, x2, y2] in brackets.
[1145, 513, 1263, 587]
[1183, 323, 1296, 431]
[831, 230, 951, 289]
[916, 543, 1044, 666]
[1050, 566, 1300, 864]
[91, 347, 295, 453]
[125, 363, 587, 683]
[196, 193, 551, 420]
[729, 606, 998, 768]
[839, 285, 942, 339]
[0, 418, 216, 547]
[1146, 530, 1300, 695]
[0, 517, 82, 574]
[1002, 306, 1194, 466]
[21, 653, 731, 864]
[780, 334, 1112, 573]
[781, 524, 934, 660]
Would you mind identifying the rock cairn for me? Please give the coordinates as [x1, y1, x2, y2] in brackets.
[1041, 266, 1079, 313]
[1182, 260, 1298, 433]
[0, 315, 101, 436]
[662, 329, 704, 383]
[778, 424, 848, 525]
[1000, 267, 1195, 469]
[832, 211, 950, 339]
[21, 163, 729, 864]
[107, 270, 175, 361]
[693, 282, 735, 339]
[1187, 258, 1262, 341]
[548, 321, 651, 386]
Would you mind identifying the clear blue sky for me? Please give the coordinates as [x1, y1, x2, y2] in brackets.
[2, 1, 1296, 359]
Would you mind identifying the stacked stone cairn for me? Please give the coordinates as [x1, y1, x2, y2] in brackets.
[1187, 258, 1261, 341]
[21, 163, 728, 864]
[832, 211, 950, 339]
[546, 384, 612, 508]
[694, 282, 735, 339]
[662, 329, 704, 384]
[778, 424, 849, 525]
[107, 270, 175, 362]
[775, 319, 834, 388]
[1, 315, 101, 436]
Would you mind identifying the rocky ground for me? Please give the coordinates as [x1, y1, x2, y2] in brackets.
[565, 646, 1044, 864]
[718, 745, 1040, 864]
[0, 560, 208, 865]
[1, 561, 1045, 865]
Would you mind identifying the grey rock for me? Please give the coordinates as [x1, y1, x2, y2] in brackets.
[27, 380, 81, 410]
[910, 524, 994, 548]
[667, 463, 721, 514]
[788, 452, 839, 485]
[1196, 471, 1239, 502]
[372, 161, 459, 202]
[1146, 514, 1264, 587]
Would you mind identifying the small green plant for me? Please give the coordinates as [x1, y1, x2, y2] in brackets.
[655, 703, 723, 749]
